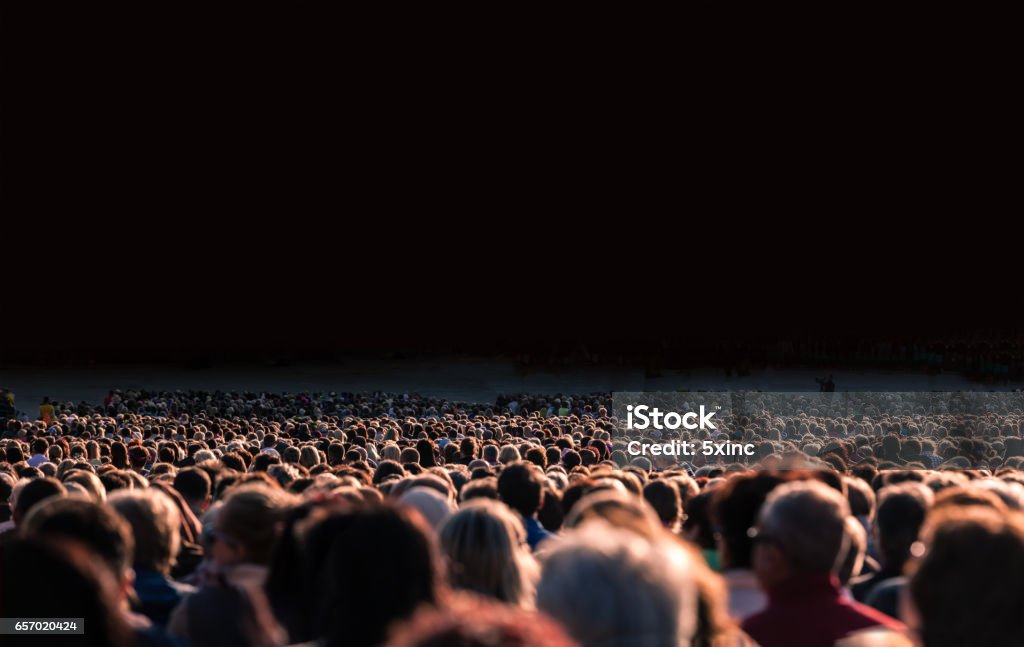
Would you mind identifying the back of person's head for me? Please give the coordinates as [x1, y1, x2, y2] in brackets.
[99, 471, 132, 493]
[681, 489, 718, 551]
[252, 453, 280, 472]
[383, 594, 577, 647]
[299, 445, 321, 469]
[416, 439, 437, 468]
[13, 476, 67, 524]
[566, 489, 662, 539]
[537, 484, 565, 534]
[282, 446, 301, 464]
[306, 504, 441, 647]
[538, 522, 697, 647]
[109, 488, 181, 574]
[844, 475, 876, 519]
[498, 445, 521, 465]
[882, 435, 901, 461]
[546, 446, 562, 467]
[459, 476, 499, 503]
[482, 445, 499, 463]
[264, 500, 340, 643]
[0, 472, 13, 504]
[643, 479, 682, 530]
[524, 446, 547, 469]
[20, 496, 133, 581]
[756, 479, 850, 575]
[668, 474, 701, 507]
[710, 471, 786, 570]
[0, 537, 133, 647]
[498, 461, 544, 518]
[398, 485, 456, 531]
[379, 443, 401, 463]
[932, 484, 1007, 513]
[328, 442, 347, 465]
[215, 484, 294, 565]
[837, 515, 867, 587]
[31, 437, 48, 454]
[876, 482, 933, 569]
[374, 459, 406, 485]
[439, 499, 537, 608]
[173, 466, 211, 504]
[63, 470, 106, 503]
[910, 506, 1024, 647]
[400, 447, 421, 465]
[128, 445, 149, 470]
[110, 442, 129, 469]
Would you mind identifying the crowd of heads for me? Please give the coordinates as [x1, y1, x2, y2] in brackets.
[1, 388, 1024, 646]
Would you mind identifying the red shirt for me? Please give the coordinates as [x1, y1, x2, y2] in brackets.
[741, 572, 904, 647]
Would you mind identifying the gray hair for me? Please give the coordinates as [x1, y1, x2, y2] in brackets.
[193, 449, 217, 463]
[537, 521, 697, 647]
[498, 445, 521, 465]
[757, 479, 851, 573]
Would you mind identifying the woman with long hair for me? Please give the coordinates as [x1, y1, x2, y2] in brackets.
[439, 498, 538, 608]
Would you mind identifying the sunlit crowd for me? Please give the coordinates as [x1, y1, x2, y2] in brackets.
[1, 388, 1023, 646]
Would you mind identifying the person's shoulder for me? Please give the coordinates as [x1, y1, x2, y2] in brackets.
[168, 578, 197, 596]
[835, 627, 914, 647]
[840, 596, 905, 631]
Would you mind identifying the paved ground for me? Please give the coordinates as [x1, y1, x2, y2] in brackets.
[1, 358, 1020, 416]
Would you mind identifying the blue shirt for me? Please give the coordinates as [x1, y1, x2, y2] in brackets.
[523, 515, 553, 552]
[133, 568, 196, 627]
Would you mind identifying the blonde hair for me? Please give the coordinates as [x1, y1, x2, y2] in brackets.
[299, 446, 321, 469]
[381, 443, 402, 462]
[439, 499, 538, 608]
[498, 445, 522, 465]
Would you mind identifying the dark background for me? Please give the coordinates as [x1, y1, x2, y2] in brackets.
[2, 5, 1017, 370]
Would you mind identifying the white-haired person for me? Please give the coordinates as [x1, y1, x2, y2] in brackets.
[438, 498, 538, 608]
[562, 488, 755, 647]
[742, 480, 903, 647]
[498, 444, 521, 465]
[537, 521, 698, 647]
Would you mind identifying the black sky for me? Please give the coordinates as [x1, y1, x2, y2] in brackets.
[2, 5, 1015, 365]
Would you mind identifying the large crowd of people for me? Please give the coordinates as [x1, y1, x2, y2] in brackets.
[1, 388, 1024, 646]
